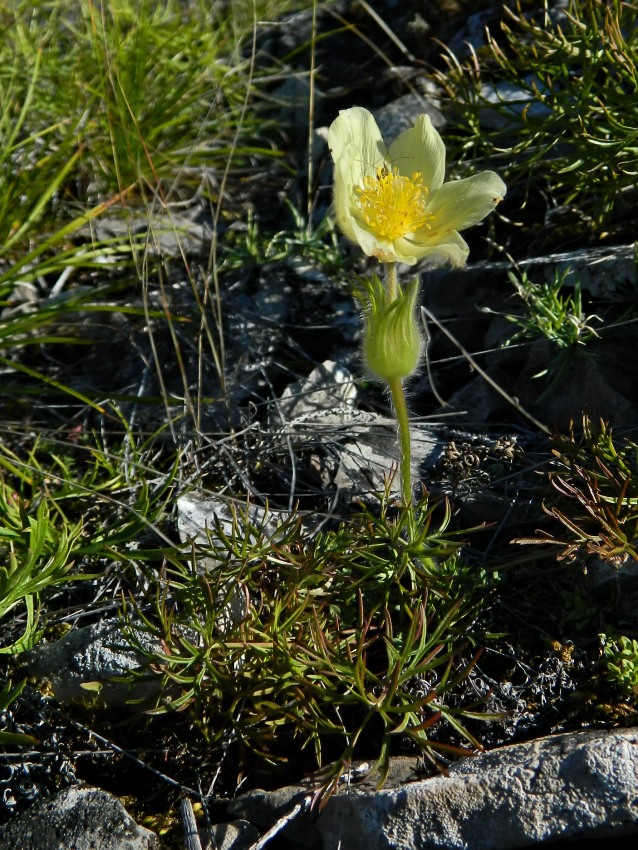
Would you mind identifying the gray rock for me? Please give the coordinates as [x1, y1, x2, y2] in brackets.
[25, 618, 162, 708]
[269, 360, 357, 430]
[270, 74, 325, 131]
[311, 415, 447, 498]
[229, 727, 638, 850]
[260, 360, 520, 509]
[261, 358, 446, 498]
[84, 202, 213, 258]
[478, 80, 552, 131]
[420, 243, 638, 428]
[320, 727, 638, 849]
[177, 492, 281, 550]
[524, 242, 638, 299]
[446, 1, 569, 63]
[228, 784, 311, 831]
[0, 785, 163, 850]
[207, 819, 260, 850]
[422, 242, 637, 306]
[446, 8, 498, 59]
[588, 555, 638, 589]
[375, 89, 445, 141]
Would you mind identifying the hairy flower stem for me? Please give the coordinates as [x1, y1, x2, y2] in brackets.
[388, 376, 412, 505]
[385, 263, 412, 504]
[386, 261, 399, 301]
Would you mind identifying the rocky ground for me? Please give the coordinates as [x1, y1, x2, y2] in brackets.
[2, 1, 638, 848]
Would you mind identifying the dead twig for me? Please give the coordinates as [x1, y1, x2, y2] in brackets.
[180, 797, 203, 850]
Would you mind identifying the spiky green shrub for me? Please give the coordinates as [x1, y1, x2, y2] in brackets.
[503, 267, 601, 397]
[601, 634, 638, 699]
[437, 0, 638, 231]
[126, 490, 497, 799]
[518, 417, 638, 564]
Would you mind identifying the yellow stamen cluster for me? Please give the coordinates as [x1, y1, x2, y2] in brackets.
[355, 166, 433, 241]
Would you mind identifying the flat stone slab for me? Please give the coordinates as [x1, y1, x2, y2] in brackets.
[422, 242, 637, 312]
[230, 727, 638, 849]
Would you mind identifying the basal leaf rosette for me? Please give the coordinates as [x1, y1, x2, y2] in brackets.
[328, 106, 506, 266]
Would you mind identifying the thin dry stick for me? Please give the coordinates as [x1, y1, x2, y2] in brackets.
[420, 307, 450, 409]
[420, 305, 551, 435]
[244, 795, 313, 850]
[326, 6, 398, 71]
[357, 0, 417, 62]
[180, 798, 203, 850]
[73, 722, 200, 797]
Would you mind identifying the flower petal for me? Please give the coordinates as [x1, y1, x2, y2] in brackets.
[350, 216, 399, 262]
[427, 172, 506, 233]
[387, 114, 446, 192]
[333, 149, 358, 242]
[328, 107, 387, 186]
[395, 229, 469, 267]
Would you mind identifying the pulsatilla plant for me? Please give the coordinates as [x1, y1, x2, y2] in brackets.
[120, 109, 505, 802]
[126, 490, 494, 801]
[518, 417, 638, 564]
[328, 107, 505, 503]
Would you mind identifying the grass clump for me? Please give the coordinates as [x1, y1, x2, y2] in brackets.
[1, 0, 252, 204]
[505, 268, 601, 352]
[0, 422, 180, 651]
[0, 478, 85, 655]
[221, 202, 350, 276]
[125, 489, 495, 799]
[0, 0, 271, 301]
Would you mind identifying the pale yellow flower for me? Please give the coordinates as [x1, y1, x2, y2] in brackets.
[328, 106, 506, 266]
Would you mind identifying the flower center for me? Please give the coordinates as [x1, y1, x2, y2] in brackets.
[355, 166, 433, 241]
